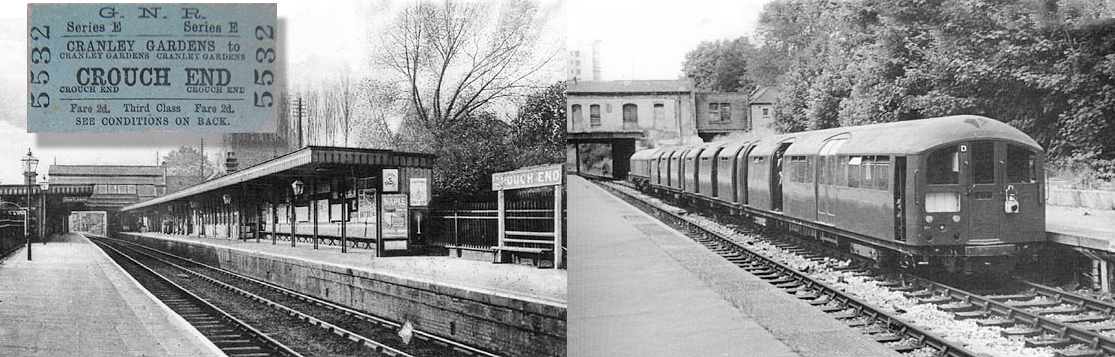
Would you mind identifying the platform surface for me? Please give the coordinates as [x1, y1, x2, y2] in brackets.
[0, 233, 223, 357]
[123, 231, 567, 305]
[567, 175, 899, 357]
[1047, 205, 1115, 252]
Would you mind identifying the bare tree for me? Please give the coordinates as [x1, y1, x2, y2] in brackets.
[377, 0, 556, 131]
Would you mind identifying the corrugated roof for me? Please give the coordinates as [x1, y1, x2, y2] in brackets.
[567, 79, 693, 94]
[49, 165, 165, 176]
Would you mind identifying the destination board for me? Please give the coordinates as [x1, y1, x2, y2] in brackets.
[27, 3, 277, 133]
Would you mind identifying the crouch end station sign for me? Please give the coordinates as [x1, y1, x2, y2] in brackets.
[491, 164, 563, 191]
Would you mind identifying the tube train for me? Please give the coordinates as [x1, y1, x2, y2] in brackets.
[628, 115, 1046, 274]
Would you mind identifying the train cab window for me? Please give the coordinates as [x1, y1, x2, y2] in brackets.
[1007, 145, 1038, 183]
[926, 146, 959, 185]
[972, 141, 995, 184]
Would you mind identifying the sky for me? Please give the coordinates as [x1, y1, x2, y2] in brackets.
[0, 0, 565, 185]
[567, 0, 772, 80]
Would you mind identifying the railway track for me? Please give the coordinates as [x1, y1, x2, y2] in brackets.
[96, 241, 301, 357]
[596, 179, 1115, 357]
[91, 235, 499, 357]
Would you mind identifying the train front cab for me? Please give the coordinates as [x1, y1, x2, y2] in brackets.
[913, 140, 1045, 273]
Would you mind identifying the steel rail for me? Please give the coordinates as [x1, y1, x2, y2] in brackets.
[96, 234, 501, 357]
[95, 240, 303, 357]
[98, 237, 417, 357]
[904, 275, 1115, 354]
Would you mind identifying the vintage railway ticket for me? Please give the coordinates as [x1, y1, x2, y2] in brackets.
[27, 3, 277, 133]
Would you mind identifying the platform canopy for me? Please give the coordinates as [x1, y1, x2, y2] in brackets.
[122, 146, 434, 212]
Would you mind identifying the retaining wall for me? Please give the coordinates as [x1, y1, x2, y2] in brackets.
[1049, 189, 1115, 210]
[117, 233, 566, 357]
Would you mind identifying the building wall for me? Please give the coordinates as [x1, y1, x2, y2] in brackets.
[749, 103, 778, 137]
[695, 92, 751, 138]
[567, 94, 698, 147]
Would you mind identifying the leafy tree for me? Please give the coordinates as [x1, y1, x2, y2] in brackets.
[682, 38, 757, 92]
[510, 81, 566, 167]
[162, 146, 215, 178]
[421, 112, 517, 201]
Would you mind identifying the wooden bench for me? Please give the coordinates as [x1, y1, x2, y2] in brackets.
[443, 244, 495, 257]
[493, 245, 553, 268]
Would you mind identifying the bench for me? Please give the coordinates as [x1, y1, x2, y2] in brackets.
[443, 244, 494, 257]
[493, 245, 553, 268]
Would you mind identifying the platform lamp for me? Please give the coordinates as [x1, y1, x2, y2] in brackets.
[39, 176, 49, 245]
[291, 180, 304, 248]
[21, 149, 38, 261]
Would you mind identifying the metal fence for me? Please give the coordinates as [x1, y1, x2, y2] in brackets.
[428, 187, 566, 249]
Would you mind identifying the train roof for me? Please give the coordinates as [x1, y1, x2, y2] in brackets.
[786, 115, 1041, 156]
[698, 142, 730, 159]
[630, 148, 662, 161]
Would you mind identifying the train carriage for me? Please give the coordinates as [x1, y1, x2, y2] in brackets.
[714, 141, 751, 206]
[628, 115, 1046, 274]
[697, 142, 728, 201]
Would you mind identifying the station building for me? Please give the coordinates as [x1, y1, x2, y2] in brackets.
[566, 79, 776, 178]
[119, 146, 434, 256]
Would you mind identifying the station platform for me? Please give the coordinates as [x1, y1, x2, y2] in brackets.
[1046, 205, 1115, 253]
[121, 231, 567, 305]
[567, 175, 899, 357]
[0, 233, 222, 357]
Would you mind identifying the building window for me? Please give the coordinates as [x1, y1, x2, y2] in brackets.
[622, 104, 638, 123]
[709, 103, 731, 122]
[654, 103, 665, 123]
[762, 107, 770, 116]
[590, 104, 601, 126]
[572, 104, 582, 125]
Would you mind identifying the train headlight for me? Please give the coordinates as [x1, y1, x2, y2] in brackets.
[938, 224, 947, 232]
[925, 215, 934, 223]
[952, 215, 961, 223]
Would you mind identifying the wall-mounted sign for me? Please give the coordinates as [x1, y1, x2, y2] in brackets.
[356, 188, 377, 223]
[381, 193, 408, 238]
[492, 164, 563, 191]
[62, 196, 89, 203]
[26, 4, 277, 133]
[409, 178, 428, 207]
[382, 168, 399, 193]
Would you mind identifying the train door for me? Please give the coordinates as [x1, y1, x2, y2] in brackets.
[771, 142, 792, 212]
[894, 157, 907, 241]
[963, 141, 1002, 240]
[816, 137, 847, 224]
[738, 145, 755, 205]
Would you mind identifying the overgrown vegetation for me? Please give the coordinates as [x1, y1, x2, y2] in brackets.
[684, 0, 1115, 187]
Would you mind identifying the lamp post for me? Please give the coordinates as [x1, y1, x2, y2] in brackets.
[39, 176, 50, 244]
[291, 180, 304, 248]
[21, 149, 38, 261]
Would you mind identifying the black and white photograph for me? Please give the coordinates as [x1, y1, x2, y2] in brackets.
[2, 1, 565, 356]
[3, 0, 1115, 356]
[567, 0, 1115, 356]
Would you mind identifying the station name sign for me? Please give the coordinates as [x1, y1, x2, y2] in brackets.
[491, 164, 563, 191]
[27, 3, 277, 133]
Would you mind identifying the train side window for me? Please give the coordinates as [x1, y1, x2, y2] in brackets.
[926, 146, 959, 185]
[847, 156, 862, 188]
[972, 141, 995, 184]
[1006, 145, 1037, 183]
[837, 156, 848, 186]
[874, 156, 890, 190]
